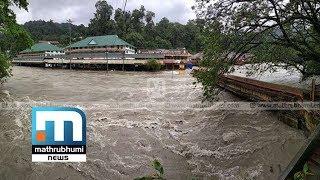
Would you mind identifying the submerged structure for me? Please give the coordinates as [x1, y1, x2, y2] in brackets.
[138, 48, 191, 60]
[14, 42, 64, 65]
[65, 35, 136, 60]
[13, 35, 193, 70]
[138, 48, 191, 69]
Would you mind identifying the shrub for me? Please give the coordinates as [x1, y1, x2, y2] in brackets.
[0, 53, 11, 83]
[134, 160, 165, 180]
[146, 59, 162, 71]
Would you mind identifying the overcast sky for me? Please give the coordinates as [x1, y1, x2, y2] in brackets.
[12, 0, 197, 26]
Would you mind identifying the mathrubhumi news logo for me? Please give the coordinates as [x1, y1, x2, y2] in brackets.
[32, 107, 86, 162]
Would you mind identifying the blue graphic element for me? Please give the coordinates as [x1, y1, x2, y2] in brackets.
[32, 107, 86, 146]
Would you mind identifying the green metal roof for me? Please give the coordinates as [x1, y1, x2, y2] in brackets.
[21, 43, 63, 53]
[66, 35, 135, 49]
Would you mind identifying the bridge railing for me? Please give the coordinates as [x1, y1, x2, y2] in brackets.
[218, 75, 305, 101]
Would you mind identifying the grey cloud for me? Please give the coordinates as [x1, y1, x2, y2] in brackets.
[13, 0, 196, 25]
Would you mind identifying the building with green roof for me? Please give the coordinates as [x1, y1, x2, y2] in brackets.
[16, 42, 64, 62]
[20, 42, 64, 54]
[66, 35, 135, 60]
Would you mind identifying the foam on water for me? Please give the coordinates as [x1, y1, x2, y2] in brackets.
[0, 66, 307, 179]
[231, 63, 320, 89]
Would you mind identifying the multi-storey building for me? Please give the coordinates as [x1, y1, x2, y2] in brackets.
[14, 42, 64, 64]
[65, 35, 135, 60]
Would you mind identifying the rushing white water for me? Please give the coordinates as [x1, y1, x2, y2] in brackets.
[231, 64, 320, 90]
[0, 66, 306, 179]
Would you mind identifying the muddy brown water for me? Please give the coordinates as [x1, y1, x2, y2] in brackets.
[0, 66, 306, 179]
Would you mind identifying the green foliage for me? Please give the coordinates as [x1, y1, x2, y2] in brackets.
[193, 21, 233, 101]
[193, 0, 320, 100]
[2, 23, 34, 57]
[135, 160, 165, 180]
[305, 61, 320, 77]
[145, 59, 162, 71]
[0, 0, 28, 25]
[130, 6, 146, 33]
[88, 0, 116, 36]
[24, 20, 86, 46]
[0, 53, 11, 82]
[294, 163, 314, 180]
[0, 0, 31, 81]
[294, 172, 304, 180]
[153, 160, 164, 176]
[22, 0, 204, 52]
[125, 32, 145, 49]
[154, 37, 172, 49]
[114, 8, 128, 38]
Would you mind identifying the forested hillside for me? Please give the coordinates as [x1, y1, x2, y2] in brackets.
[23, 0, 204, 53]
[23, 21, 87, 46]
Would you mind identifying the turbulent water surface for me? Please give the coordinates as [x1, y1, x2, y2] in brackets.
[231, 64, 318, 89]
[0, 66, 306, 179]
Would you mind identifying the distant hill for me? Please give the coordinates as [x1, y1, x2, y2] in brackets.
[23, 20, 87, 47]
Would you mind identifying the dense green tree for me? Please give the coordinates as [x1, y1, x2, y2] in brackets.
[193, 0, 320, 100]
[0, 53, 10, 82]
[24, 20, 86, 46]
[184, 20, 205, 53]
[154, 36, 172, 49]
[3, 24, 33, 57]
[125, 32, 145, 49]
[88, 0, 116, 35]
[144, 11, 156, 40]
[143, 41, 158, 49]
[114, 8, 126, 38]
[145, 11, 155, 26]
[21, 0, 205, 53]
[0, 0, 33, 81]
[130, 6, 146, 33]
[170, 23, 186, 48]
[155, 18, 172, 41]
[142, 11, 157, 49]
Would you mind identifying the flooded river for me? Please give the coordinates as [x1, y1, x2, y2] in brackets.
[0, 66, 306, 179]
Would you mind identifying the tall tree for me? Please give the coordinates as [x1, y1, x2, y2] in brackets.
[20, 2, 205, 53]
[170, 23, 186, 48]
[184, 19, 205, 53]
[114, 8, 126, 38]
[145, 11, 155, 25]
[154, 36, 172, 49]
[125, 32, 145, 49]
[193, 0, 320, 100]
[143, 11, 157, 48]
[144, 11, 155, 38]
[3, 24, 33, 57]
[130, 5, 146, 33]
[0, 0, 33, 82]
[88, 0, 116, 35]
[156, 18, 172, 41]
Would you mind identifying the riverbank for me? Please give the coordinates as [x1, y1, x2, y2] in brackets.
[0, 66, 306, 179]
